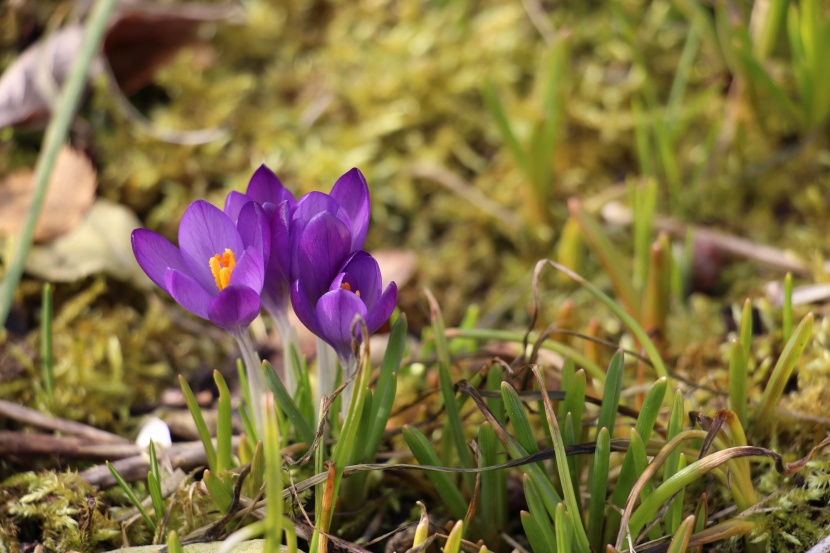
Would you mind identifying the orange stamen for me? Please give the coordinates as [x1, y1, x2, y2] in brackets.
[340, 282, 361, 297]
[209, 248, 237, 291]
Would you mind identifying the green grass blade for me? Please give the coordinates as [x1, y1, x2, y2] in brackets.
[533, 367, 590, 552]
[213, 370, 233, 473]
[663, 391, 686, 533]
[728, 339, 748, 429]
[486, 364, 506, 424]
[555, 503, 574, 553]
[754, 313, 814, 429]
[167, 530, 183, 553]
[444, 520, 463, 553]
[521, 511, 555, 553]
[568, 200, 640, 319]
[739, 299, 753, 358]
[236, 360, 257, 443]
[563, 413, 580, 510]
[479, 422, 506, 537]
[427, 291, 475, 485]
[605, 377, 668, 543]
[523, 476, 558, 553]
[147, 441, 164, 521]
[667, 515, 695, 553]
[482, 80, 527, 172]
[403, 426, 468, 520]
[178, 375, 217, 473]
[264, 394, 284, 551]
[203, 469, 232, 512]
[502, 382, 541, 459]
[247, 440, 264, 499]
[40, 283, 54, 396]
[587, 427, 611, 552]
[540, 260, 669, 384]
[365, 315, 407, 460]
[597, 351, 624, 437]
[263, 360, 316, 447]
[630, 178, 658, 290]
[107, 461, 156, 533]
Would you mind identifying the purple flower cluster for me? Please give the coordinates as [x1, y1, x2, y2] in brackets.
[132, 166, 397, 361]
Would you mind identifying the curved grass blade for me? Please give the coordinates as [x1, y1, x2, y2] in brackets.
[754, 312, 814, 429]
[533, 366, 590, 552]
[535, 260, 669, 383]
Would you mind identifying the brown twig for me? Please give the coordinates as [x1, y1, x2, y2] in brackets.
[0, 399, 131, 444]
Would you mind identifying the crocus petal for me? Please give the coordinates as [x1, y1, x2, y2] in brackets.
[292, 191, 341, 222]
[131, 229, 189, 293]
[367, 281, 397, 334]
[330, 168, 370, 250]
[179, 200, 245, 294]
[208, 284, 262, 330]
[229, 247, 265, 293]
[237, 201, 271, 261]
[166, 269, 213, 320]
[296, 212, 352, 301]
[315, 288, 369, 359]
[290, 280, 321, 336]
[247, 165, 295, 207]
[262, 201, 292, 312]
[269, 201, 291, 275]
[340, 251, 382, 310]
[223, 191, 253, 223]
[329, 272, 359, 294]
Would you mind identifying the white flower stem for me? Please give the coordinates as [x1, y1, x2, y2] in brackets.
[233, 328, 266, 440]
[338, 353, 359, 420]
[316, 338, 337, 420]
[271, 310, 298, 396]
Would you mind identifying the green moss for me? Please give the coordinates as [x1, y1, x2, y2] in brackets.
[0, 471, 119, 553]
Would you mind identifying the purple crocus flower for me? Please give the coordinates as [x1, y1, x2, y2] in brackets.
[132, 200, 265, 331]
[224, 165, 295, 316]
[290, 211, 397, 362]
[289, 168, 370, 282]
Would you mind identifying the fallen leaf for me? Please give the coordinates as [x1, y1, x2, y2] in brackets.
[0, 26, 103, 128]
[0, 2, 242, 129]
[0, 146, 97, 242]
[22, 197, 149, 286]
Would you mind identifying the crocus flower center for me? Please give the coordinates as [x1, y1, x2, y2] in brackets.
[340, 281, 361, 297]
[209, 248, 237, 291]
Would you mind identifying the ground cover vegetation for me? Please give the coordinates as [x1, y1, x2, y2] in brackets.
[1, 0, 830, 552]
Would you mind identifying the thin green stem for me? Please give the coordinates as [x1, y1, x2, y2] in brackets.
[0, 0, 119, 324]
[233, 328, 266, 440]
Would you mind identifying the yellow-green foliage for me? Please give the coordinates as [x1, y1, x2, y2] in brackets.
[0, 471, 119, 553]
[753, 460, 830, 551]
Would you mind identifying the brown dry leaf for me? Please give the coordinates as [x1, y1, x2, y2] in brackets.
[0, 3, 242, 129]
[0, 146, 97, 242]
[0, 26, 102, 128]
